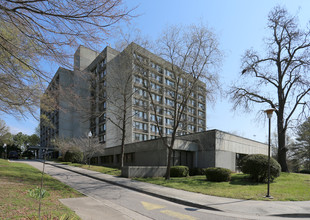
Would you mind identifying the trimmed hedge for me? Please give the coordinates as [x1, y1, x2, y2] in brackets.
[189, 167, 206, 176]
[64, 150, 83, 163]
[241, 154, 281, 183]
[170, 166, 189, 177]
[205, 167, 231, 182]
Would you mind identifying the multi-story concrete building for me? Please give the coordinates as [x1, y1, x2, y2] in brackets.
[40, 43, 207, 152]
[40, 43, 268, 173]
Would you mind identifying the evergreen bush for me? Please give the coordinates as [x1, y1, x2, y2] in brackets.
[170, 166, 189, 177]
[205, 167, 231, 182]
[63, 150, 83, 163]
[241, 154, 281, 183]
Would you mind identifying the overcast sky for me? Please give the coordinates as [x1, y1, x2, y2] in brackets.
[2, 0, 310, 143]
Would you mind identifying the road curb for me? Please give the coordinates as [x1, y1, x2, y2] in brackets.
[45, 161, 222, 212]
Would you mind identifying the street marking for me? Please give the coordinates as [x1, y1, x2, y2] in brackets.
[160, 209, 197, 220]
[141, 201, 165, 210]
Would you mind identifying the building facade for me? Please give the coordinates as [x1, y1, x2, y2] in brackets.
[40, 43, 207, 151]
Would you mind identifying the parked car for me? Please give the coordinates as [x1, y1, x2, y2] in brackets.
[8, 151, 19, 159]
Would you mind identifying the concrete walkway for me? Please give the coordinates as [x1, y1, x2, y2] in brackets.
[45, 161, 310, 219]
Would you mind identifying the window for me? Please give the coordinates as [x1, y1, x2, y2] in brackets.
[135, 75, 143, 84]
[134, 87, 147, 98]
[99, 69, 106, 79]
[165, 78, 175, 87]
[151, 93, 162, 103]
[198, 110, 205, 117]
[99, 134, 106, 143]
[165, 118, 174, 126]
[134, 133, 148, 141]
[134, 98, 147, 107]
[188, 124, 195, 131]
[165, 128, 173, 135]
[198, 119, 205, 126]
[198, 94, 204, 102]
[165, 108, 173, 116]
[133, 121, 148, 131]
[166, 89, 175, 98]
[134, 110, 147, 120]
[135, 65, 147, 76]
[165, 69, 175, 79]
[188, 107, 195, 114]
[188, 99, 196, 106]
[99, 101, 106, 111]
[198, 86, 205, 93]
[198, 127, 204, 132]
[198, 102, 205, 110]
[150, 72, 163, 82]
[134, 53, 144, 62]
[157, 65, 163, 73]
[150, 82, 162, 92]
[99, 124, 106, 133]
[151, 105, 163, 114]
[150, 114, 162, 123]
[177, 94, 183, 100]
[99, 113, 106, 123]
[100, 59, 106, 67]
[150, 62, 163, 73]
[188, 115, 195, 123]
[150, 135, 159, 140]
[150, 125, 162, 134]
[165, 98, 174, 107]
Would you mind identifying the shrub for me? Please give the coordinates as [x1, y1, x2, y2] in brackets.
[241, 154, 281, 183]
[205, 167, 232, 182]
[63, 150, 83, 163]
[189, 167, 206, 176]
[170, 166, 189, 177]
[299, 170, 310, 174]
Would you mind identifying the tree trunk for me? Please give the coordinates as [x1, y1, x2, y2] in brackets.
[277, 110, 289, 172]
[165, 147, 173, 180]
[120, 97, 127, 169]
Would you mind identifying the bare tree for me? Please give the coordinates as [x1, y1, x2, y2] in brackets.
[72, 136, 104, 167]
[135, 24, 222, 180]
[0, 0, 135, 118]
[230, 6, 310, 172]
[54, 135, 103, 167]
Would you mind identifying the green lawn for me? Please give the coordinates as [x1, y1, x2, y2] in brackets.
[135, 173, 310, 201]
[0, 159, 83, 219]
[59, 162, 121, 176]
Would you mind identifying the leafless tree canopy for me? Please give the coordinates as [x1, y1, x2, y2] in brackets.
[134, 24, 222, 179]
[230, 6, 310, 172]
[0, 0, 134, 118]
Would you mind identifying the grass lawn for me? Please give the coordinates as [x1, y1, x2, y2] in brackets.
[0, 159, 83, 219]
[59, 162, 121, 176]
[135, 172, 310, 201]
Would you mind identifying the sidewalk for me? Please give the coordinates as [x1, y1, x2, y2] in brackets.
[45, 161, 310, 219]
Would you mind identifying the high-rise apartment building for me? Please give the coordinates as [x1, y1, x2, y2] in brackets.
[40, 43, 207, 152]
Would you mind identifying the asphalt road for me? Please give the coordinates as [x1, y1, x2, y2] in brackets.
[20, 161, 245, 220]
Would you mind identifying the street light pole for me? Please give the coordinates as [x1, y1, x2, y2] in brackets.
[264, 108, 275, 199]
[3, 143, 7, 159]
[88, 131, 92, 167]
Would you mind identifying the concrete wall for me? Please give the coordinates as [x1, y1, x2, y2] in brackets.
[215, 151, 236, 171]
[215, 131, 268, 155]
[105, 46, 134, 148]
[74, 45, 99, 71]
[58, 68, 74, 138]
[122, 166, 166, 178]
